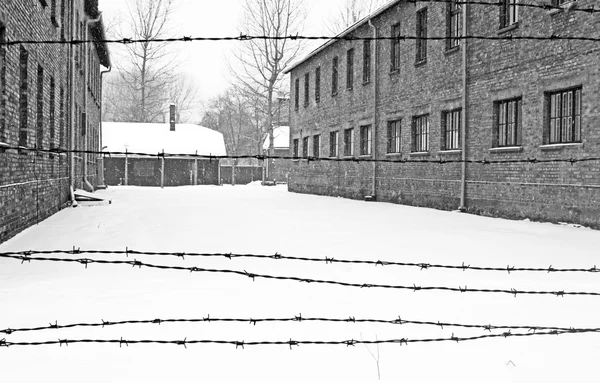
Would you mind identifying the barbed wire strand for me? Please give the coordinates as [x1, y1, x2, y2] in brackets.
[3, 145, 600, 166]
[2, 254, 599, 298]
[2, 249, 599, 275]
[1, 33, 600, 46]
[2, 314, 598, 336]
[1, 328, 598, 349]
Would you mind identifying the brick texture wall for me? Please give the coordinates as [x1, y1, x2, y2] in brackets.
[0, 0, 106, 243]
[288, 0, 600, 228]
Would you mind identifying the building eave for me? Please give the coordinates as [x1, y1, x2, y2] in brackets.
[283, 0, 401, 74]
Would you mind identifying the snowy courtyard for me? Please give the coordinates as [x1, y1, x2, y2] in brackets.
[1, 184, 600, 382]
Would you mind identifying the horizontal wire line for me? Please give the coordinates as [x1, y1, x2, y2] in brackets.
[2, 329, 598, 348]
[2, 254, 599, 297]
[1, 34, 600, 46]
[3, 145, 599, 165]
[414, 0, 599, 13]
[2, 249, 599, 274]
[2, 315, 598, 336]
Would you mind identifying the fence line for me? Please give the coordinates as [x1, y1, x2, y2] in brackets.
[3, 145, 600, 166]
[2, 254, 599, 298]
[2, 314, 598, 336]
[2, 328, 598, 349]
[2, 249, 599, 275]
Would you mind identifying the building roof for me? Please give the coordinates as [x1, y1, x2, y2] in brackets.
[262, 126, 290, 150]
[90, 16, 111, 68]
[284, 0, 400, 74]
[102, 122, 227, 156]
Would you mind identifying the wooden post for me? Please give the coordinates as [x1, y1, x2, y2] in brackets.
[194, 151, 198, 185]
[160, 149, 165, 188]
[124, 149, 128, 186]
[217, 160, 221, 186]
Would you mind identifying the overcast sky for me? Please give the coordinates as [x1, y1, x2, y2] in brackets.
[99, 0, 349, 104]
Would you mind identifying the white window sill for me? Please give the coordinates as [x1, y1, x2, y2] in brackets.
[540, 143, 583, 151]
[409, 151, 430, 157]
[359, 154, 372, 159]
[489, 146, 523, 153]
[385, 152, 402, 157]
[438, 149, 462, 155]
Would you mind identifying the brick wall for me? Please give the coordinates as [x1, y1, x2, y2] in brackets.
[0, 0, 107, 243]
[288, 0, 600, 228]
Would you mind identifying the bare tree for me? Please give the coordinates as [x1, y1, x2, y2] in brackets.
[103, 0, 186, 123]
[326, 0, 386, 35]
[230, 0, 306, 168]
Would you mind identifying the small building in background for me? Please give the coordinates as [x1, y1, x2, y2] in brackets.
[262, 125, 292, 183]
[102, 122, 226, 187]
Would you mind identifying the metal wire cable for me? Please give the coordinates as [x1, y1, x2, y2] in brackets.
[2, 253, 600, 298]
[2, 249, 599, 275]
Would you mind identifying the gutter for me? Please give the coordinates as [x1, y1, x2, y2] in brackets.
[368, 19, 378, 200]
[459, 1, 468, 211]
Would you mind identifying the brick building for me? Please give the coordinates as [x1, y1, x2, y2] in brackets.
[0, 0, 110, 243]
[286, 0, 600, 228]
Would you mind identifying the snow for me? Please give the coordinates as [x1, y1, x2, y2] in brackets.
[1, 185, 600, 382]
[262, 125, 290, 150]
[102, 122, 226, 156]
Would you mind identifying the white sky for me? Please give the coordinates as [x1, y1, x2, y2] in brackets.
[99, 0, 347, 103]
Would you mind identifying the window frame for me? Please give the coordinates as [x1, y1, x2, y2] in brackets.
[416, 8, 428, 63]
[329, 130, 339, 157]
[494, 98, 522, 147]
[442, 109, 461, 150]
[346, 48, 354, 90]
[387, 119, 401, 154]
[412, 114, 430, 153]
[315, 66, 321, 103]
[446, 2, 462, 50]
[343, 127, 354, 156]
[390, 23, 401, 72]
[313, 134, 320, 158]
[332, 56, 339, 95]
[302, 136, 309, 158]
[500, 0, 519, 29]
[292, 138, 299, 157]
[360, 125, 372, 156]
[294, 78, 299, 110]
[363, 39, 371, 84]
[304, 72, 310, 108]
[546, 87, 582, 145]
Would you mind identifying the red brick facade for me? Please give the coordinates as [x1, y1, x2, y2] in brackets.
[0, 0, 110, 243]
[287, 0, 600, 228]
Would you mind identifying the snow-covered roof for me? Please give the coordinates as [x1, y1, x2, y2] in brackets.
[102, 122, 226, 156]
[262, 126, 290, 150]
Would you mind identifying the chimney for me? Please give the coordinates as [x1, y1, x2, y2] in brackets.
[169, 103, 176, 131]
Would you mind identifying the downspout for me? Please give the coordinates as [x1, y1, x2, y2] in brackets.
[368, 19, 377, 200]
[98, 64, 111, 189]
[458, 1, 468, 212]
[83, 13, 102, 192]
[69, 0, 76, 203]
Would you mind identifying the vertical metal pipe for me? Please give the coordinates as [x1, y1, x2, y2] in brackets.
[459, 1, 469, 211]
[368, 19, 378, 199]
[124, 148, 128, 186]
[161, 149, 165, 188]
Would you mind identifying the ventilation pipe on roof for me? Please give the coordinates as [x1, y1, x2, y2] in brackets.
[368, 18, 378, 201]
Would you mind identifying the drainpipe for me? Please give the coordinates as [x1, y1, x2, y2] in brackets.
[83, 13, 102, 192]
[368, 19, 378, 200]
[97, 64, 111, 189]
[69, 0, 76, 202]
[458, 1, 468, 212]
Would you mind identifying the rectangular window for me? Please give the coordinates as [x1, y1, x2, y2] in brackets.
[313, 134, 320, 158]
[447, 2, 462, 49]
[363, 40, 371, 84]
[36, 65, 44, 150]
[346, 48, 354, 90]
[547, 88, 581, 144]
[416, 8, 428, 63]
[60, 0, 66, 40]
[19, 46, 29, 147]
[49, 76, 56, 148]
[390, 23, 401, 72]
[500, 0, 519, 29]
[412, 115, 429, 152]
[344, 128, 354, 156]
[494, 98, 521, 147]
[332, 56, 339, 95]
[442, 109, 461, 150]
[294, 78, 299, 110]
[329, 131, 339, 157]
[304, 73, 309, 107]
[302, 136, 309, 158]
[51, 0, 60, 27]
[315, 66, 321, 103]
[360, 125, 372, 156]
[552, 0, 573, 4]
[387, 120, 401, 153]
[293, 138, 299, 157]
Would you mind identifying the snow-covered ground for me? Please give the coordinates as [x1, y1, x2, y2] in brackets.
[1, 185, 599, 382]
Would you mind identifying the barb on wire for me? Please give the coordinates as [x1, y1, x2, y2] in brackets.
[2, 328, 599, 348]
[2, 249, 600, 274]
[2, 253, 600, 298]
[3, 145, 600, 166]
[2, 314, 599, 336]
